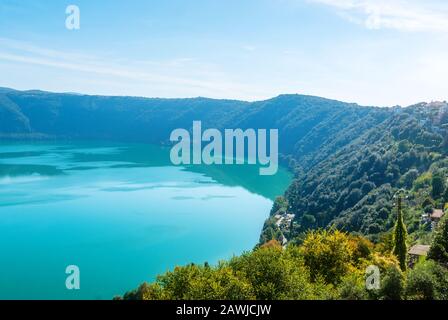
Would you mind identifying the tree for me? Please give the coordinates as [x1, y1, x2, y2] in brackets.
[338, 273, 368, 300]
[405, 261, 443, 300]
[428, 215, 448, 265]
[229, 246, 287, 300]
[400, 169, 419, 189]
[301, 214, 316, 229]
[361, 181, 376, 195]
[444, 187, 448, 203]
[271, 196, 288, 215]
[392, 196, 408, 271]
[431, 173, 445, 199]
[398, 140, 410, 153]
[300, 230, 353, 284]
[379, 266, 404, 300]
[229, 245, 327, 300]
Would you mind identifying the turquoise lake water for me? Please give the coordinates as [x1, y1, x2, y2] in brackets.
[0, 142, 291, 299]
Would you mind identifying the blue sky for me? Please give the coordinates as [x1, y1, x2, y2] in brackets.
[1, 0, 448, 106]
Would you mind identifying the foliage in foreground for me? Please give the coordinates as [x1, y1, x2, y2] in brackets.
[428, 214, 448, 265]
[120, 227, 448, 300]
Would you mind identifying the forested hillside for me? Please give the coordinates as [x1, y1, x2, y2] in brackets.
[262, 102, 448, 244]
[2, 87, 448, 243]
[0, 87, 387, 160]
[3, 87, 448, 300]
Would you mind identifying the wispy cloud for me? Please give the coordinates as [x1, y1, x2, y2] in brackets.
[0, 38, 266, 100]
[309, 0, 448, 32]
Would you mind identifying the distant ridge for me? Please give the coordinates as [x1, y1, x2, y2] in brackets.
[0, 87, 388, 159]
[3, 87, 447, 240]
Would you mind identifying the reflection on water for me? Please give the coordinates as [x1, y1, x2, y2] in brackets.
[0, 141, 291, 300]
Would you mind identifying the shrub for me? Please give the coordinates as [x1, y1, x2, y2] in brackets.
[379, 267, 404, 300]
[301, 230, 353, 284]
[406, 261, 437, 300]
[428, 215, 448, 265]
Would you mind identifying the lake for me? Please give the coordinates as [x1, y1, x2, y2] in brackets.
[0, 142, 291, 299]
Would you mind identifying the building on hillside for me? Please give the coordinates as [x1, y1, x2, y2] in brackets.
[431, 209, 445, 221]
[430, 209, 445, 230]
[274, 213, 295, 232]
[408, 244, 430, 267]
[273, 212, 296, 248]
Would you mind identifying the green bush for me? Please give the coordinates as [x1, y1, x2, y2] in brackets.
[379, 267, 404, 300]
[406, 261, 438, 300]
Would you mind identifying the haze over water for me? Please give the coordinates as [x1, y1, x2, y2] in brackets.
[0, 142, 291, 299]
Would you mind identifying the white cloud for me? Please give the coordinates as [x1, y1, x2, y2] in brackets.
[309, 0, 448, 32]
[0, 38, 268, 100]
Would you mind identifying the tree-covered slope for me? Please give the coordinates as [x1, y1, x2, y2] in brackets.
[0, 87, 388, 163]
[270, 103, 448, 242]
[2, 87, 447, 241]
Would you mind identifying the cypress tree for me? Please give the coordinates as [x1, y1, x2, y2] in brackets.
[393, 196, 408, 271]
